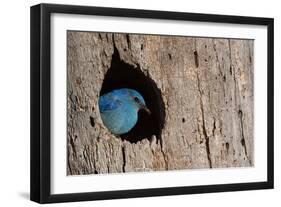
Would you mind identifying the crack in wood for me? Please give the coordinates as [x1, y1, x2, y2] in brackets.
[213, 40, 226, 98]
[126, 34, 131, 49]
[69, 135, 77, 159]
[212, 118, 216, 137]
[122, 144, 126, 172]
[194, 50, 199, 68]
[238, 109, 251, 164]
[196, 72, 213, 168]
[229, 41, 239, 108]
[159, 137, 169, 170]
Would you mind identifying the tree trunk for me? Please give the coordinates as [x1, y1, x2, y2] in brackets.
[67, 31, 254, 175]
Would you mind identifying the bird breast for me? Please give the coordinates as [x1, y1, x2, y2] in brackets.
[100, 104, 138, 135]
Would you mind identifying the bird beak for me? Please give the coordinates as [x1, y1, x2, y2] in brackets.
[140, 104, 151, 114]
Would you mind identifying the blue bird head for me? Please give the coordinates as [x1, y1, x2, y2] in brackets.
[125, 89, 150, 113]
[98, 88, 150, 135]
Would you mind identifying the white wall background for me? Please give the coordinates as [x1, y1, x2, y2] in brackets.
[0, 0, 279, 206]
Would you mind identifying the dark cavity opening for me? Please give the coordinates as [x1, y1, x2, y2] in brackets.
[99, 45, 165, 143]
[90, 116, 95, 127]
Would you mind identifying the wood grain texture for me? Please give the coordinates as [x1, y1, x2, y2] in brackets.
[67, 31, 254, 175]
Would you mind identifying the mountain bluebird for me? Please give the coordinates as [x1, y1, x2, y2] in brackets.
[99, 88, 151, 135]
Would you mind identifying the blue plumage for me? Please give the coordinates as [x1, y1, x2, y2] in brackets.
[98, 88, 150, 135]
[99, 93, 122, 112]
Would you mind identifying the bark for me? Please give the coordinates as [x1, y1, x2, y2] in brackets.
[67, 31, 254, 175]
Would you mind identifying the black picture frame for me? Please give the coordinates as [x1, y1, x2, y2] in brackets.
[30, 3, 274, 204]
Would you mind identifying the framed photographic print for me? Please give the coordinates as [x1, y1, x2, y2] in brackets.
[30, 3, 274, 203]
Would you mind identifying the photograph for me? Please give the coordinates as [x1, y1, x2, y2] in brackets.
[29, 3, 273, 203]
[66, 31, 254, 175]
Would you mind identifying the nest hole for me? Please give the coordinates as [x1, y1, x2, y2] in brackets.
[100, 45, 165, 143]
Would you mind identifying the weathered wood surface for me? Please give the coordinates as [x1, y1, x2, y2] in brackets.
[67, 31, 254, 175]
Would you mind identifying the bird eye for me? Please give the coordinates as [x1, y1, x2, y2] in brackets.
[134, 97, 140, 103]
